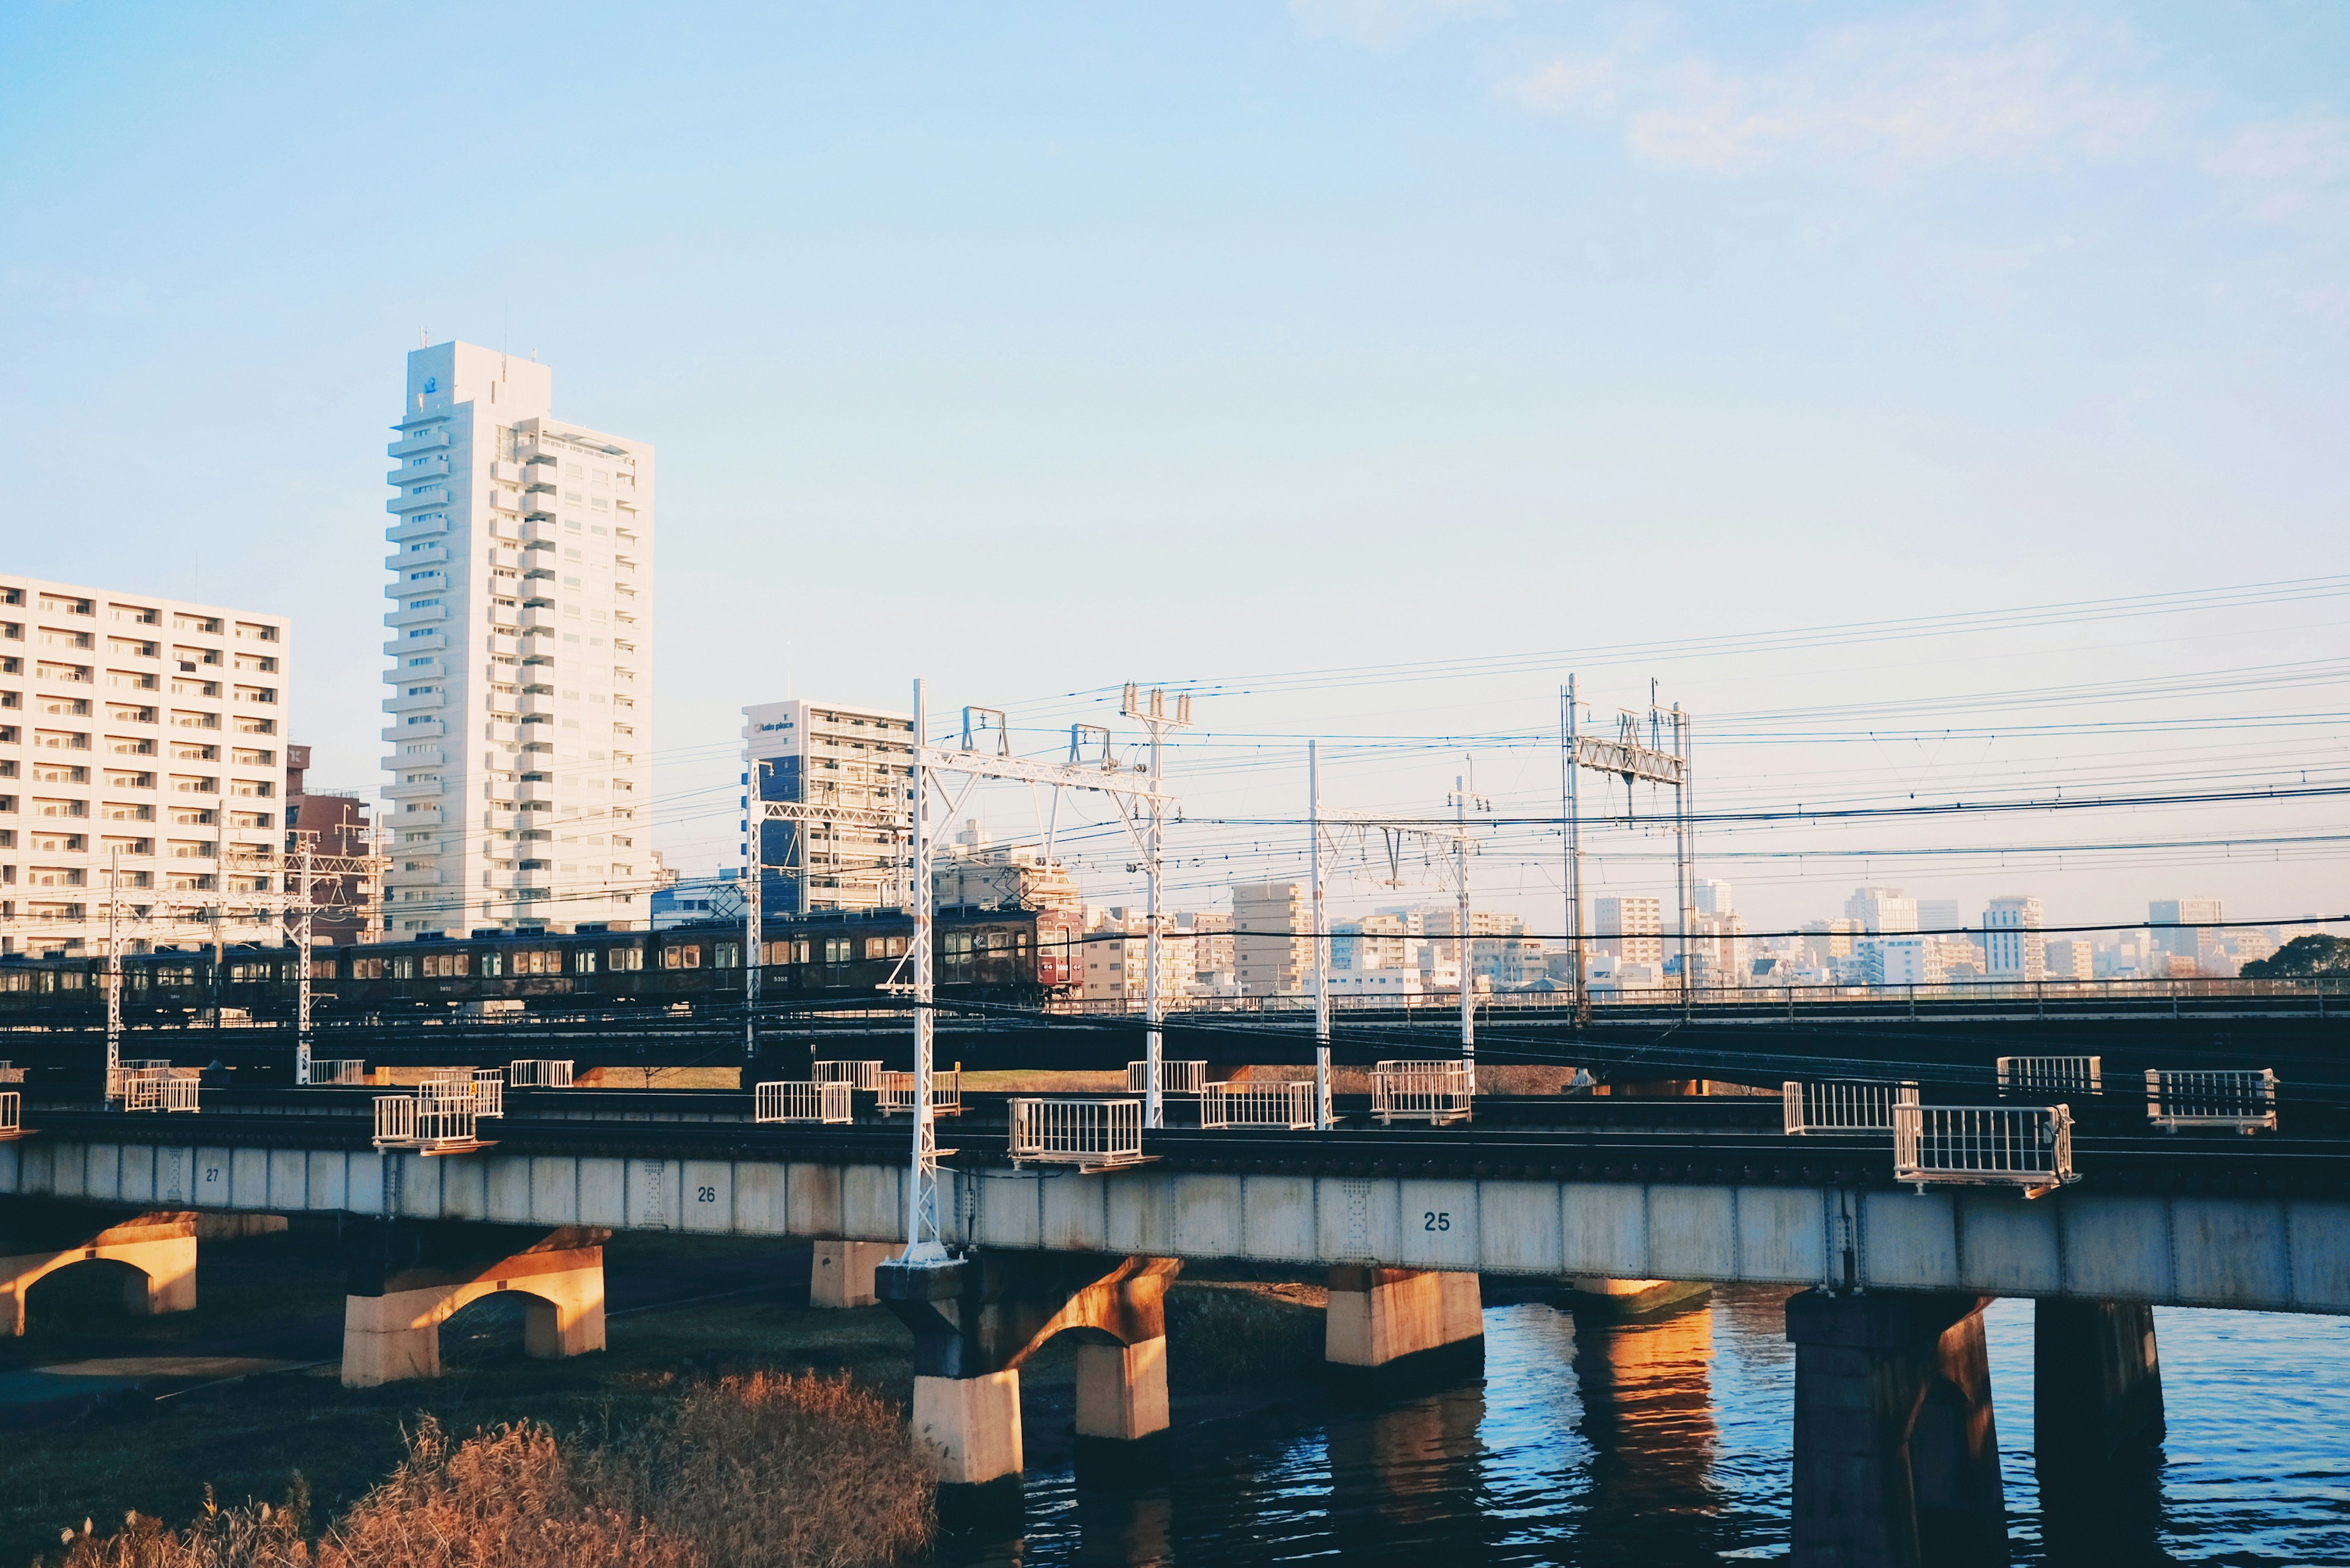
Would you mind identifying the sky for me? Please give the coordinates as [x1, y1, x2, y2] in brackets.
[4, 1, 2346, 938]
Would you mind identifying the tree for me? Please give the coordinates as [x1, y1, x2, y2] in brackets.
[2240, 933, 2350, 979]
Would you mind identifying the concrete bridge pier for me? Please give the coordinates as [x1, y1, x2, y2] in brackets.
[1785, 1289, 2007, 1568]
[878, 1250, 1180, 1510]
[810, 1239, 895, 1309]
[2035, 1298, 2164, 1561]
[1326, 1266, 1484, 1378]
[338, 1219, 610, 1387]
[0, 1204, 198, 1335]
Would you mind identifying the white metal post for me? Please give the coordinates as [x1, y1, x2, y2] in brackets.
[744, 758, 760, 1064]
[1565, 676, 1584, 1016]
[1310, 740, 1330, 1129]
[905, 679, 944, 1263]
[1144, 714, 1165, 1130]
[1454, 775, 1473, 1069]
[1675, 704, 1691, 1017]
[106, 847, 122, 1102]
[295, 835, 313, 1086]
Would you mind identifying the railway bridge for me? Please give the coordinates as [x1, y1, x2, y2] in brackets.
[1, 1083, 2344, 1562]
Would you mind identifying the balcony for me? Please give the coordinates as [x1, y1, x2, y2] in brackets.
[488, 635, 521, 657]
[384, 603, 449, 629]
[383, 690, 446, 714]
[383, 632, 447, 656]
[386, 514, 451, 543]
[519, 518, 560, 543]
[384, 747, 446, 769]
[517, 692, 556, 717]
[386, 867, 444, 888]
[489, 867, 553, 891]
[487, 722, 520, 744]
[488, 548, 520, 572]
[514, 780, 555, 804]
[517, 439, 564, 464]
[393, 659, 447, 679]
[520, 492, 556, 520]
[387, 428, 450, 458]
[381, 719, 444, 742]
[520, 607, 555, 631]
[386, 485, 451, 515]
[395, 804, 444, 827]
[386, 457, 450, 487]
[385, 778, 446, 801]
[386, 544, 449, 570]
[484, 812, 524, 834]
[490, 461, 524, 483]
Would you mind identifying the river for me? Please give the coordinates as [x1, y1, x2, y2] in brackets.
[948, 1288, 2350, 1565]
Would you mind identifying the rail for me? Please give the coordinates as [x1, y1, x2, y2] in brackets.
[373, 1083, 483, 1152]
[308, 1059, 368, 1087]
[507, 1059, 574, 1089]
[1371, 1060, 1474, 1126]
[0, 1062, 23, 1085]
[877, 1069, 961, 1118]
[0, 1091, 18, 1138]
[1997, 1055, 2102, 1097]
[124, 1067, 201, 1113]
[1893, 1103, 2076, 1196]
[813, 1060, 882, 1092]
[1783, 1080, 1918, 1135]
[2146, 1069, 2278, 1134]
[754, 1080, 852, 1125]
[1009, 1097, 1147, 1171]
[1125, 1059, 1207, 1097]
[471, 1069, 505, 1119]
[1199, 1080, 1316, 1130]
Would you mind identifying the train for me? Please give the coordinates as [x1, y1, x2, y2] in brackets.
[0, 905, 1080, 1026]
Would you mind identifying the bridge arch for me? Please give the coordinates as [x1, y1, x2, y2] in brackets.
[0, 1213, 198, 1337]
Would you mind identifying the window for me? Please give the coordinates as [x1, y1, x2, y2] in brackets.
[351, 958, 386, 980]
[822, 936, 852, 965]
[661, 944, 702, 969]
[864, 935, 908, 960]
[607, 946, 644, 971]
[420, 952, 470, 977]
[573, 949, 597, 974]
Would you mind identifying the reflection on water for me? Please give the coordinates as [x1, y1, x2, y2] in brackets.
[949, 1288, 2350, 1567]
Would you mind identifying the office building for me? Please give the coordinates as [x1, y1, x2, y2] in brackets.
[1232, 881, 1311, 996]
[2150, 898, 2225, 971]
[1917, 898, 1963, 933]
[1594, 895, 1663, 968]
[1, 575, 290, 955]
[1693, 878, 1733, 916]
[1983, 895, 2046, 980]
[740, 698, 915, 916]
[1845, 886, 1918, 934]
[2044, 938, 2094, 981]
[1869, 935, 1945, 987]
[381, 341, 654, 937]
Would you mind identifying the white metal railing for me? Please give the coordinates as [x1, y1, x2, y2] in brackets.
[1783, 1080, 1919, 1135]
[2146, 1068, 2278, 1133]
[471, 1069, 505, 1119]
[1126, 1059, 1207, 1097]
[0, 1062, 23, 1085]
[1893, 1103, 2076, 1195]
[813, 1059, 882, 1092]
[506, 1059, 575, 1089]
[123, 1066, 199, 1113]
[1009, 1097, 1147, 1170]
[877, 1069, 962, 1118]
[0, 1091, 19, 1138]
[1996, 1056, 2102, 1096]
[1371, 1060, 1474, 1126]
[1200, 1080, 1316, 1130]
[374, 1085, 482, 1151]
[755, 1080, 853, 1124]
[308, 1059, 368, 1087]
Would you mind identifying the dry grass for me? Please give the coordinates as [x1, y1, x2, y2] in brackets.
[1166, 1280, 1327, 1389]
[39, 1375, 928, 1568]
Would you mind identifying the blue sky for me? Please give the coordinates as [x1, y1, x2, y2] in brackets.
[4, 2, 2346, 931]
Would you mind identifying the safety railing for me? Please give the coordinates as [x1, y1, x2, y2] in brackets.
[0, 1062, 24, 1085]
[1893, 1103, 2076, 1195]
[507, 1059, 575, 1089]
[308, 1059, 368, 1087]
[755, 1080, 852, 1124]
[471, 1069, 506, 1119]
[813, 1060, 883, 1092]
[0, 1091, 20, 1139]
[374, 1083, 483, 1152]
[878, 1070, 962, 1118]
[1783, 1080, 1918, 1135]
[1126, 1059, 1207, 1097]
[1996, 1056, 2102, 1096]
[1371, 1060, 1474, 1126]
[1009, 1097, 1148, 1171]
[2146, 1069, 2278, 1134]
[123, 1066, 200, 1113]
[1200, 1080, 1316, 1130]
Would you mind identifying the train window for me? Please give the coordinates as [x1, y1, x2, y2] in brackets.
[607, 946, 644, 971]
[516, 950, 559, 976]
[0, 971, 26, 992]
[59, 969, 86, 989]
[155, 965, 195, 986]
[309, 960, 337, 979]
[479, 952, 502, 976]
[574, 950, 597, 974]
[661, 945, 702, 969]
[390, 955, 416, 979]
[864, 936, 908, 960]
[794, 939, 810, 964]
[715, 943, 738, 968]
[351, 958, 386, 980]
[421, 953, 469, 977]
[822, 937, 852, 965]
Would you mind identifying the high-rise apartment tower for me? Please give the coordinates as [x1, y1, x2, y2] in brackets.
[382, 342, 654, 936]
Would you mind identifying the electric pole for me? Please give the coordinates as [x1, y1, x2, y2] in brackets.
[1120, 682, 1192, 1130]
[1308, 740, 1330, 1129]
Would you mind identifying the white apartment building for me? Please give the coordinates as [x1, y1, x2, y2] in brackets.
[1079, 906, 1195, 1004]
[2045, 938, 2094, 981]
[1233, 881, 1311, 996]
[1332, 913, 1414, 971]
[1868, 935, 1945, 987]
[1594, 895, 1663, 968]
[1983, 895, 2046, 981]
[1846, 886, 1918, 934]
[381, 342, 654, 937]
[741, 699, 915, 916]
[1, 575, 290, 955]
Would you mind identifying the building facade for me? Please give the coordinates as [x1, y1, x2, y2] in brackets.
[1, 575, 290, 955]
[2150, 898, 2226, 973]
[1593, 895, 1663, 968]
[286, 743, 375, 947]
[381, 341, 655, 938]
[1232, 881, 1311, 996]
[1982, 895, 2046, 981]
[740, 699, 915, 916]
